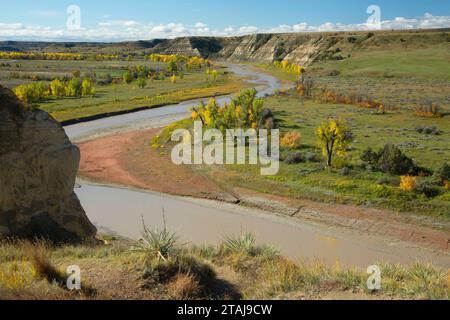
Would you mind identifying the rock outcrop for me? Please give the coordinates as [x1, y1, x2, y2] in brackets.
[0, 85, 97, 243]
[1, 29, 447, 67]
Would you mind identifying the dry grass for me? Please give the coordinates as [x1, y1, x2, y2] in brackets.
[168, 273, 201, 300]
[24, 242, 65, 285]
[0, 236, 449, 300]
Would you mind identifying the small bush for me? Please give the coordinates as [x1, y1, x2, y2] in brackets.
[414, 102, 443, 118]
[362, 144, 418, 175]
[379, 145, 417, 175]
[133, 219, 179, 260]
[444, 180, 450, 190]
[136, 77, 147, 89]
[304, 152, 321, 163]
[377, 177, 400, 186]
[284, 152, 304, 165]
[340, 167, 350, 176]
[415, 126, 442, 135]
[400, 176, 417, 192]
[434, 163, 450, 186]
[416, 182, 441, 198]
[168, 273, 201, 300]
[143, 254, 215, 287]
[281, 132, 302, 150]
[224, 233, 257, 256]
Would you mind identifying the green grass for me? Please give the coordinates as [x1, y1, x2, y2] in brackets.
[42, 74, 244, 122]
[0, 59, 248, 122]
[317, 47, 450, 80]
[155, 92, 449, 219]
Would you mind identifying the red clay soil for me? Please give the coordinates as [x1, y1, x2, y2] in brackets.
[78, 129, 450, 252]
[78, 129, 237, 202]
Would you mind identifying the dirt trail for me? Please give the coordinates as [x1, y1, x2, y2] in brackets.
[78, 129, 450, 255]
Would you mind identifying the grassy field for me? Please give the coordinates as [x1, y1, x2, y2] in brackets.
[42, 72, 244, 123]
[147, 44, 449, 220]
[0, 59, 247, 122]
[1, 233, 449, 300]
[257, 44, 450, 113]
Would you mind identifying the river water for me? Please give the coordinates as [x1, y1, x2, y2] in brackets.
[67, 65, 450, 268]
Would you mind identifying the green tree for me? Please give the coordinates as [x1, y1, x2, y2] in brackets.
[66, 78, 82, 97]
[211, 69, 218, 82]
[316, 119, 353, 167]
[50, 79, 65, 97]
[13, 82, 49, 104]
[81, 79, 95, 96]
[167, 60, 179, 75]
[123, 71, 133, 84]
[136, 77, 147, 89]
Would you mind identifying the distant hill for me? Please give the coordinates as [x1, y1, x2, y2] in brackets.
[1, 28, 449, 66]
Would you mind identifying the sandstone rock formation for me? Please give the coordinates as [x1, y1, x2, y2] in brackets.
[1, 29, 447, 67]
[0, 85, 97, 243]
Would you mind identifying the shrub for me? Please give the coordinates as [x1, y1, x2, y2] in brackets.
[66, 78, 82, 97]
[414, 102, 443, 118]
[224, 232, 257, 256]
[81, 79, 95, 96]
[281, 132, 302, 150]
[363, 144, 418, 175]
[13, 82, 49, 104]
[400, 176, 417, 192]
[284, 152, 304, 165]
[50, 79, 65, 97]
[122, 71, 133, 84]
[416, 182, 440, 198]
[340, 167, 350, 176]
[361, 148, 380, 167]
[136, 77, 147, 89]
[444, 180, 450, 190]
[192, 89, 265, 131]
[133, 219, 179, 261]
[434, 163, 450, 186]
[415, 126, 442, 135]
[304, 152, 321, 163]
[377, 144, 413, 175]
[143, 254, 215, 290]
[377, 177, 400, 186]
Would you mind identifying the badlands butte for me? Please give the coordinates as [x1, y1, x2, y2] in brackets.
[1, 28, 449, 65]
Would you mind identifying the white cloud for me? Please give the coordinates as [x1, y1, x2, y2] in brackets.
[0, 13, 449, 42]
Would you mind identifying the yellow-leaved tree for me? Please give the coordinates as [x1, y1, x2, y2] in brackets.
[316, 119, 353, 167]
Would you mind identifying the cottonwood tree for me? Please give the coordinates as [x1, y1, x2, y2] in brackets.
[316, 119, 353, 167]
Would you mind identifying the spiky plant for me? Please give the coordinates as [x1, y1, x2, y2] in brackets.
[224, 232, 257, 256]
[133, 215, 179, 261]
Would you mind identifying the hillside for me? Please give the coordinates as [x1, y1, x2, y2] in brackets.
[1, 29, 449, 66]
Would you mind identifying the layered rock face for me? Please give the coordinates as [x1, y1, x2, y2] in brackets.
[0, 86, 97, 243]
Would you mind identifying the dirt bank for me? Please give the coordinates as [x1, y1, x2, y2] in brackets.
[77, 129, 450, 254]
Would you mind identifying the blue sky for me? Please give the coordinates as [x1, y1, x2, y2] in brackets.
[0, 0, 449, 41]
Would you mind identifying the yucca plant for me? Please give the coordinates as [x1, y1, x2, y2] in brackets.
[224, 232, 257, 256]
[133, 215, 179, 261]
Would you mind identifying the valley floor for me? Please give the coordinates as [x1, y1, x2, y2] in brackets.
[76, 128, 450, 264]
